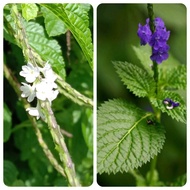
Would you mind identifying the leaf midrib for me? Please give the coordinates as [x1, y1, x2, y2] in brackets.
[99, 113, 152, 167]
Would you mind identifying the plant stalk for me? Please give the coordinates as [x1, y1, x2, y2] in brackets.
[147, 4, 160, 186]
[9, 4, 81, 186]
[3, 63, 66, 178]
[43, 100, 81, 186]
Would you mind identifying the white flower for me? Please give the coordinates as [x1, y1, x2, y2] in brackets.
[26, 102, 44, 120]
[40, 62, 57, 83]
[20, 82, 36, 102]
[35, 81, 59, 103]
[20, 62, 40, 83]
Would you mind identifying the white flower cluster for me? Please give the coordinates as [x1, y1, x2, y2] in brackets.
[20, 62, 59, 119]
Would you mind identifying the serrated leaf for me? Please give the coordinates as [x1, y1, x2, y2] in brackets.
[4, 160, 18, 186]
[25, 21, 66, 79]
[21, 3, 38, 21]
[159, 65, 186, 90]
[41, 6, 67, 37]
[41, 3, 93, 70]
[113, 61, 156, 97]
[4, 103, 12, 142]
[150, 91, 186, 123]
[97, 99, 166, 174]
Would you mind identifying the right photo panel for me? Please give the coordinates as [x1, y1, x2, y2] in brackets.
[97, 4, 186, 186]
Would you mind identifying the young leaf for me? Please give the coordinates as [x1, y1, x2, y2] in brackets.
[41, 4, 93, 70]
[113, 61, 156, 97]
[150, 91, 186, 123]
[25, 21, 66, 79]
[41, 6, 67, 37]
[159, 65, 186, 90]
[97, 99, 166, 174]
[132, 45, 153, 75]
[21, 4, 39, 21]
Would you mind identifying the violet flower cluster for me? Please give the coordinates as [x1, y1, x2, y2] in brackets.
[137, 17, 170, 64]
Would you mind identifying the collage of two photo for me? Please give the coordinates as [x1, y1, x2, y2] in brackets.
[3, 3, 187, 187]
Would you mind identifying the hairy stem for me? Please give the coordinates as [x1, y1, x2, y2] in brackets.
[7, 4, 93, 108]
[9, 4, 81, 186]
[43, 100, 81, 186]
[4, 63, 66, 178]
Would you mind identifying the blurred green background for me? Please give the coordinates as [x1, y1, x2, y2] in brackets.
[97, 4, 186, 186]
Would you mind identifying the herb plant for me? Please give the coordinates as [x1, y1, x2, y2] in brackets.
[4, 3, 93, 186]
[97, 4, 186, 186]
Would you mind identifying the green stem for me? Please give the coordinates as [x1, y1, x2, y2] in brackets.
[147, 4, 158, 94]
[9, 4, 81, 186]
[147, 156, 157, 186]
[43, 100, 81, 186]
[4, 64, 66, 178]
[8, 4, 93, 108]
[147, 4, 160, 186]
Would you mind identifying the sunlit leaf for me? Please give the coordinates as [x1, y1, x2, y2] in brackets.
[41, 3, 93, 70]
[21, 3, 39, 21]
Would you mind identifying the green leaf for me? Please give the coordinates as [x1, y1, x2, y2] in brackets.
[150, 91, 186, 123]
[113, 61, 156, 97]
[41, 3, 93, 70]
[41, 6, 67, 37]
[97, 99, 166, 174]
[159, 65, 186, 90]
[21, 3, 39, 21]
[132, 45, 153, 75]
[171, 173, 186, 186]
[4, 103, 12, 142]
[81, 108, 93, 152]
[25, 21, 66, 79]
[4, 160, 18, 186]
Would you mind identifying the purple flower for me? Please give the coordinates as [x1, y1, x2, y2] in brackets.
[149, 30, 170, 50]
[137, 17, 170, 64]
[150, 44, 170, 64]
[137, 18, 152, 45]
[163, 98, 180, 110]
[154, 17, 165, 29]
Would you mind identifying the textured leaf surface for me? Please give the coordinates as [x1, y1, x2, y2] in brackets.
[97, 99, 166, 174]
[41, 6, 67, 37]
[113, 61, 156, 97]
[25, 21, 66, 79]
[150, 91, 186, 124]
[159, 65, 186, 90]
[41, 4, 93, 70]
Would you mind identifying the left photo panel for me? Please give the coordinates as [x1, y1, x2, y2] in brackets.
[3, 3, 93, 186]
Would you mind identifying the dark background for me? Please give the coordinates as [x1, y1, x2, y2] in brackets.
[97, 4, 186, 186]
